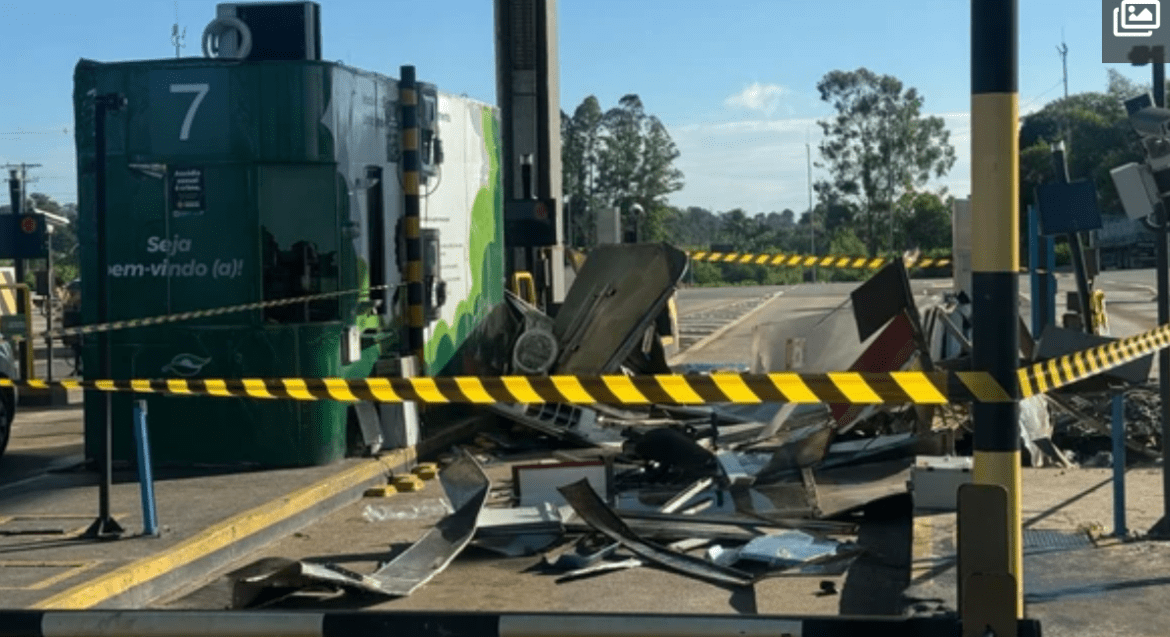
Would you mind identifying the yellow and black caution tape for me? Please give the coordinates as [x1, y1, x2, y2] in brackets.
[1017, 322, 1169, 399]
[16, 286, 391, 343]
[5, 321, 1165, 406]
[686, 250, 952, 270]
[0, 371, 1010, 405]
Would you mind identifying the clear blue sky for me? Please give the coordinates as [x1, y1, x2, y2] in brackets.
[0, 0, 1154, 213]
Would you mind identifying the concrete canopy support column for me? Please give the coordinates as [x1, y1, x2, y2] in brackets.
[970, 0, 1022, 618]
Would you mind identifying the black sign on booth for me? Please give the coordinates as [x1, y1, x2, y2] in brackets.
[171, 166, 205, 217]
[0, 214, 47, 259]
[1036, 179, 1103, 236]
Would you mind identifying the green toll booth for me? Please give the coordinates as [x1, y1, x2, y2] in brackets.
[73, 55, 504, 467]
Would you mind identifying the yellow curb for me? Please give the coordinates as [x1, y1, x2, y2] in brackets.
[413, 463, 438, 480]
[33, 448, 414, 610]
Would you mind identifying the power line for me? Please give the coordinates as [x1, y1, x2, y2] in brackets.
[0, 129, 70, 135]
[1019, 79, 1065, 113]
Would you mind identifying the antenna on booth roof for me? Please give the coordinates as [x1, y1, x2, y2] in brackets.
[171, 2, 187, 58]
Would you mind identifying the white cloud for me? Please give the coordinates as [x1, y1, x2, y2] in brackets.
[723, 82, 787, 115]
[667, 112, 973, 213]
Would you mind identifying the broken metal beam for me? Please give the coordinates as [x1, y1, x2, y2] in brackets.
[557, 479, 755, 588]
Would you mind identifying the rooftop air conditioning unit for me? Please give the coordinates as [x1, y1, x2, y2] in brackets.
[209, 2, 321, 61]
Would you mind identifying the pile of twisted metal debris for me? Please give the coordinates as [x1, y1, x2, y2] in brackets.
[225, 247, 1160, 607]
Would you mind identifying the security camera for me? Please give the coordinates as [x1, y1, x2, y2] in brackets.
[630, 203, 644, 215]
[1111, 162, 1160, 220]
[1128, 105, 1170, 139]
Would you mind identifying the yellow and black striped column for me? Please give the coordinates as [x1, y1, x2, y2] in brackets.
[971, 0, 1022, 616]
[399, 66, 426, 374]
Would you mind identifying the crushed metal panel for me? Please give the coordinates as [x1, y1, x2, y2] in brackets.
[558, 479, 755, 588]
[734, 531, 846, 568]
[829, 311, 920, 432]
[476, 503, 569, 536]
[369, 449, 490, 596]
[352, 401, 384, 454]
[754, 423, 836, 481]
[555, 557, 645, 582]
[474, 532, 563, 557]
[488, 402, 623, 447]
[850, 259, 915, 342]
[553, 243, 688, 374]
[660, 477, 714, 513]
[821, 433, 918, 469]
[231, 558, 381, 608]
[229, 450, 489, 602]
[716, 450, 754, 487]
[629, 426, 718, 477]
[564, 516, 844, 543]
[543, 537, 620, 571]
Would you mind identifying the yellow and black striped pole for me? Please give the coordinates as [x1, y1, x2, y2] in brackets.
[400, 65, 426, 374]
[971, 0, 1022, 616]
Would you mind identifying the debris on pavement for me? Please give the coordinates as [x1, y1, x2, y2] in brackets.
[557, 479, 756, 588]
[222, 254, 1170, 609]
[229, 449, 489, 606]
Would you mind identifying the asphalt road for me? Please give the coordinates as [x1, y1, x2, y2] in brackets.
[675, 278, 954, 369]
[0, 402, 83, 489]
[676, 269, 1163, 368]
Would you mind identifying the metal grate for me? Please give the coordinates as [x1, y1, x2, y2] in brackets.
[1022, 529, 1093, 554]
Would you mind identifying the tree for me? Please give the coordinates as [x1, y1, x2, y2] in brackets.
[778, 209, 795, 227]
[1107, 68, 1152, 101]
[662, 206, 719, 247]
[718, 208, 754, 248]
[561, 96, 605, 247]
[1018, 87, 1144, 218]
[899, 190, 952, 251]
[814, 68, 956, 256]
[825, 227, 869, 281]
[560, 94, 684, 246]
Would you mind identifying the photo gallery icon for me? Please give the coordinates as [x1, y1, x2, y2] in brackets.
[1115, 0, 1161, 37]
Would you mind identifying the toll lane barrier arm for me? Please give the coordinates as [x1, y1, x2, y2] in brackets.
[1017, 322, 1170, 398]
[686, 250, 952, 270]
[685, 250, 1040, 273]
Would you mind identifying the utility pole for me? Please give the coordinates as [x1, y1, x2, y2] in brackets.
[807, 136, 816, 282]
[1057, 40, 1068, 99]
[5, 163, 42, 382]
[1057, 39, 1070, 147]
